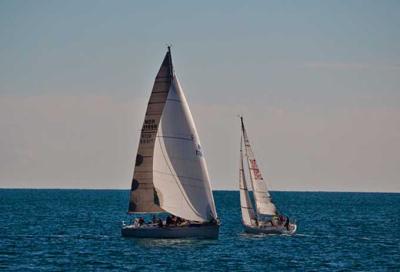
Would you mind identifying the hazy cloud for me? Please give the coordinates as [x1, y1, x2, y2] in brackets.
[1, 95, 399, 192]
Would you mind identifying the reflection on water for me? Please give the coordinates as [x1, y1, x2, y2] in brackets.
[130, 237, 217, 248]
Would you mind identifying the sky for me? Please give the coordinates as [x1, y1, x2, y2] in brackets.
[0, 0, 399, 191]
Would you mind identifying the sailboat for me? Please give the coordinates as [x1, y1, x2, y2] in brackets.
[239, 116, 297, 235]
[121, 47, 219, 239]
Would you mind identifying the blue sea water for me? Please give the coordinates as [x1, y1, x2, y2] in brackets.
[0, 190, 399, 271]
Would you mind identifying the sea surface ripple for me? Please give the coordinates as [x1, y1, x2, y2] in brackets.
[0, 190, 399, 271]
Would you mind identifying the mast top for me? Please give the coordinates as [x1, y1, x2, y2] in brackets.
[240, 115, 245, 132]
[166, 44, 173, 77]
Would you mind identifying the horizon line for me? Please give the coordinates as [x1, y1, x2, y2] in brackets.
[0, 187, 398, 194]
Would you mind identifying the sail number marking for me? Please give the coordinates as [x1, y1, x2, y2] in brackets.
[140, 119, 157, 144]
[250, 159, 263, 180]
[142, 119, 157, 131]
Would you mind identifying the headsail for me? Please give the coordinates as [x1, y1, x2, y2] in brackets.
[241, 117, 277, 216]
[128, 48, 173, 213]
[153, 76, 217, 222]
[239, 136, 257, 226]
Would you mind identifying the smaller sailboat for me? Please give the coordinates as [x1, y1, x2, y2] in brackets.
[239, 116, 297, 235]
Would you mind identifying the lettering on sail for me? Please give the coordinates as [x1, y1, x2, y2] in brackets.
[140, 119, 157, 144]
[250, 159, 263, 180]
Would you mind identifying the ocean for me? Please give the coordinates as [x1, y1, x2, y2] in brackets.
[0, 190, 399, 271]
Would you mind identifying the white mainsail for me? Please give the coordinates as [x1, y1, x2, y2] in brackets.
[153, 76, 217, 222]
[239, 136, 257, 226]
[241, 117, 277, 216]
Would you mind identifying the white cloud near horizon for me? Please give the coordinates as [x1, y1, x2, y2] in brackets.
[1, 95, 399, 192]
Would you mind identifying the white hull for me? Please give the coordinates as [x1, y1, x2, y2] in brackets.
[244, 223, 297, 235]
[121, 224, 219, 239]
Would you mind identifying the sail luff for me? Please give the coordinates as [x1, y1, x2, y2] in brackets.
[128, 50, 173, 213]
[241, 117, 277, 216]
[239, 135, 257, 226]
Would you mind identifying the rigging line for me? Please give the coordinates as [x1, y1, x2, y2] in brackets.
[157, 135, 193, 141]
[155, 135, 204, 219]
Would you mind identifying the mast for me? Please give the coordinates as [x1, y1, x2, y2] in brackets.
[167, 46, 173, 77]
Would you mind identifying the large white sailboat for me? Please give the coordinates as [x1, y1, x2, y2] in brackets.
[239, 116, 297, 235]
[121, 47, 219, 239]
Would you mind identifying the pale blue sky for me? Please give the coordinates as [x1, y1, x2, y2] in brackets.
[1, 1, 399, 191]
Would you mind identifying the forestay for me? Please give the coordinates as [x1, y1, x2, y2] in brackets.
[153, 77, 217, 222]
[241, 117, 277, 216]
